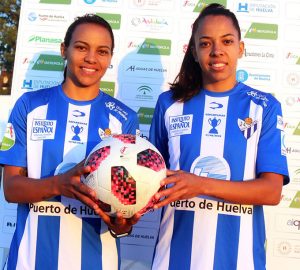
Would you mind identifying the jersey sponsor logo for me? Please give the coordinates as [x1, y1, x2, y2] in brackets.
[209, 101, 223, 109]
[169, 114, 193, 137]
[31, 119, 56, 140]
[0, 123, 16, 151]
[247, 90, 269, 107]
[208, 117, 221, 135]
[238, 117, 258, 139]
[105, 101, 129, 120]
[72, 110, 86, 117]
[71, 124, 84, 141]
[29, 201, 100, 218]
[170, 198, 253, 216]
[190, 155, 230, 180]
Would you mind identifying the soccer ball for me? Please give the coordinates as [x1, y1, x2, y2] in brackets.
[82, 134, 166, 218]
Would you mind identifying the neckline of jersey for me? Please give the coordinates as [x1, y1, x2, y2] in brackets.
[201, 82, 244, 97]
[58, 84, 104, 105]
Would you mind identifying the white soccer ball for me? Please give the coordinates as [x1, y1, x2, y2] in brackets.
[82, 134, 166, 218]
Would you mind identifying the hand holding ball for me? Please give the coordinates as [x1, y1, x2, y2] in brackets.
[82, 134, 166, 218]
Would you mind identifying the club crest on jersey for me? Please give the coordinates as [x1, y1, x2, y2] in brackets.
[169, 114, 193, 137]
[98, 128, 112, 139]
[31, 119, 56, 141]
[238, 117, 258, 139]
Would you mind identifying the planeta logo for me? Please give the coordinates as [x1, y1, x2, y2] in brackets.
[245, 23, 278, 40]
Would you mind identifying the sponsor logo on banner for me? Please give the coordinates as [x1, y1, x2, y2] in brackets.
[129, 14, 172, 33]
[96, 13, 121, 29]
[25, 10, 69, 26]
[285, 142, 300, 159]
[127, 37, 171, 55]
[21, 76, 62, 91]
[284, 49, 300, 65]
[123, 60, 168, 79]
[243, 45, 278, 63]
[24, 32, 63, 48]
[0, 123, 16, 151]
[181, 0, 227, 12]
[39, 0, 71, 4]
[274, 239, 300, 258]
[284, 71, 300, 88]
[100, 81, 115, 97]
[137, 107, 154, 125]
[282, 94, 300, 110]
[129, 0, 174, 10]
[82, 0, 121, 7]
[2, 216, 16, 234]
[235, 0, 279, 17]
[279, 190, 300, 208]
[32, 54, 64, 71]
[275, 214, 300, 233]
[245, 23, 278, 40]
[236, 68, 275, 86]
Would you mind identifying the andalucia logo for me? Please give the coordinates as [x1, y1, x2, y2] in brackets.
[0, 123, 15, 151]
[193, 0, 227, 12]
[245, 23, 278, 40]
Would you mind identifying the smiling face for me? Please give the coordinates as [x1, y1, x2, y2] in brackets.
[61, 23, 113, 99]
[192, 15, 244, 92]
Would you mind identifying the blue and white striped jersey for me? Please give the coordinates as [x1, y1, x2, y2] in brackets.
[149, 82, 289, 270]
[0, 85, 139, 270]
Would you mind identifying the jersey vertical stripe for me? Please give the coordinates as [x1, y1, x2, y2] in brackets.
[58, 204, 82, 270]
[166, 102, 183, 170]
[169, 211, 194, 269]
[27, 105, 47, 178]
[36, 216, 60, 270]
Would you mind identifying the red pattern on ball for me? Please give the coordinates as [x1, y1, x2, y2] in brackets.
[137, 148, 166, 172]
[86, 146, 111, 172]
[111, 166, 136, 205]
[113, 134, 136, 144]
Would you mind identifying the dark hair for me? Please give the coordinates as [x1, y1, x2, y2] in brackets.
[170, 3, 241, 102]
[64, 13, 114, 52]
[62, 14, 114, 80]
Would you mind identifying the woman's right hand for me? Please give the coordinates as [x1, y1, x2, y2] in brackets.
[55, 160, 100, 211]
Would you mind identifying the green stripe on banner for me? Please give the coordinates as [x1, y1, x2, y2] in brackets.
[39, 0, 72, 4]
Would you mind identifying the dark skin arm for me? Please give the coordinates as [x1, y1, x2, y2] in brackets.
[3, 163, 140, 234]
[154, 170, 283, 208]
